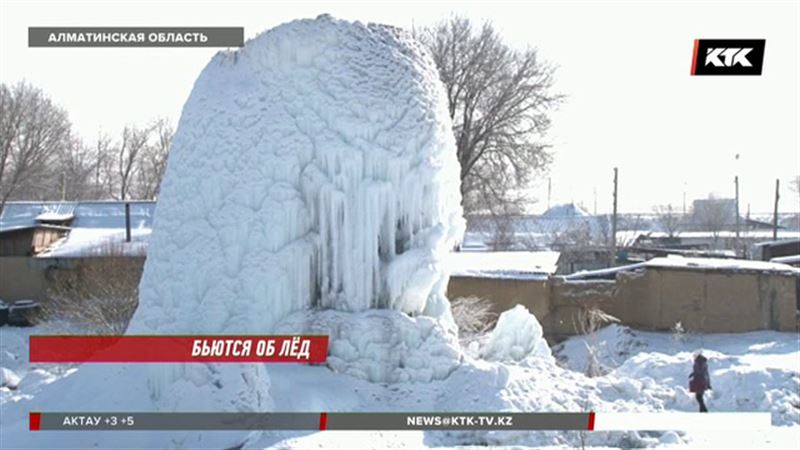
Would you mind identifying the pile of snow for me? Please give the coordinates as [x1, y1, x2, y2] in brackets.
[555, 325, 800, 426]
[446, 251, 560, 279]
[277, 309, 462, 383]
[4, 321, 799, 448]
[480, 305, 553, 363]
[554, 323, 646, 373]
[133, 14, 464, 338]
[0, 367, 20, 390]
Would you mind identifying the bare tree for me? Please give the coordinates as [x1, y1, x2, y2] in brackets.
[692, 195, 733, 247]
[417, 16, 561, 216]
[50, 138, 97, 200]
[134, 119, 172, 199]
[0, 81, 72, 216]
[108, 124, 153, 200]
[88, 133, 113, 199]
[653, 204, 682, 237]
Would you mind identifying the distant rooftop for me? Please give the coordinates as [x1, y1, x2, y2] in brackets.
[566, 255, 800, 280]
[0, 201, 156, 258]
[447, 251, 560, 279]
[0, 201, 155, 233]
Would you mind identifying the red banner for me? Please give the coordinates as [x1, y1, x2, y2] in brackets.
[29, 335, 328, 363]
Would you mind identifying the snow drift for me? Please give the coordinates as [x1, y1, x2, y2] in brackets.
[131, 14, 464, 337]
[480, 305, 553, 363]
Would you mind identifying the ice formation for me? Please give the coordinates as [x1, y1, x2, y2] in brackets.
[480, 305, 553, 363]
[131, 14, 464, 336]
[277, 309, 462, 383]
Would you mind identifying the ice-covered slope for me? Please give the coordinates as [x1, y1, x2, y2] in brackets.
[131, 14, 464, 335]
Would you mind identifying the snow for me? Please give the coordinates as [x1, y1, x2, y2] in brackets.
[771, 254, 800, 265]
[446, 251, 559, 279]
[567, 255, 800, 280]
[644, 255, 800, 274]
[0, 366, 20, 389]
[2, 13, 798, 450]
[2, 317, 799, 448]
[0, 201, 155, 233]
[34, 212, 74, 222]
[133, 14, 463, 338]
[480, 305, 553, 363]
[554, 324, 800, 427]
[37, 227, 150, 257]
[3, 15, 465, 449]
[644, 230, 800, 240]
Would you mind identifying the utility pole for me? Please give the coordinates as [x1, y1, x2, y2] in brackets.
[773, 179, 780, 240]
[547, 178, 552, 210]
[745, 203, 751, 259]
[611, 167, 618, 267]
[735, 175, 740, 256]
[125, 202, 131, 243]
[683, 191, 686, 215]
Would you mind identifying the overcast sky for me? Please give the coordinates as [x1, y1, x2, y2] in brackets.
[1, 0, 798, 214]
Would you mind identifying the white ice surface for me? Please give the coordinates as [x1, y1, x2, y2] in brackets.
[480, 305, 554, 363]
[276, 309, 462, 383]
[132, 14, 464, 338]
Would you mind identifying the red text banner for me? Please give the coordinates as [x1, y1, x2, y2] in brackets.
[29, 336, 328, 363]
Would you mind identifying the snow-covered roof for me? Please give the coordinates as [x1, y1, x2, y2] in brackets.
[645, 255, 800, 273]
[568, 255, 800, 279]
[34, 212, 74, 222]
[641, 230, 800, 240]
[541, 203, 590, 219]
[0, 201, 155, 232]
[753, 237, 800, 248]
[447, 251, 560, 279]
[0, 201, 156, 257]
[771, 254, 800, 265]
[38, 227, 150, 258]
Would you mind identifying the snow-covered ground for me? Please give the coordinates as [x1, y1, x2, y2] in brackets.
[2, 312, 798, 449]
[2, 13, 797, 450]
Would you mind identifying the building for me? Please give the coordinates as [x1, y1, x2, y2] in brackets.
[0, 201, 154, 303]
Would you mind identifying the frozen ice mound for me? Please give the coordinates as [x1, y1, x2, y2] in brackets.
[131, 14, 464, 336]
[0, 367, 20, 390]
[276, 309, 462, 383]
[480, 305, 553, 363]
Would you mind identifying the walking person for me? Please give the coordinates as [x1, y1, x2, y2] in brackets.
[689, 352, 711, 412]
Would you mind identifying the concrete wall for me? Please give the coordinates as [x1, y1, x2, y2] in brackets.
[447, 267, 800, 339]
[0, 257, 51, 302]
[447, 276, 550, 321]
[0, 257, 145, 305]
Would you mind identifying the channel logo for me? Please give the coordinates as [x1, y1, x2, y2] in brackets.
[690, 39, 765, 76]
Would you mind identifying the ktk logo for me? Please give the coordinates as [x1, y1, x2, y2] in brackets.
[691, 39, 765, 76]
